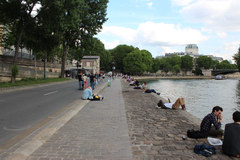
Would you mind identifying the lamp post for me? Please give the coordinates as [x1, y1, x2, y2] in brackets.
[112, 62, 115, 79]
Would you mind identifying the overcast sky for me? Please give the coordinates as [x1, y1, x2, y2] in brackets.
[96, 0, 240, 61]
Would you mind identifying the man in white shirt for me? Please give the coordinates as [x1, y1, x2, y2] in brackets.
[157, 97, 186, 110]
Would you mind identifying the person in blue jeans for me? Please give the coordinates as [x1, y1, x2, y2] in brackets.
[78, 72, 83, 90]
[89, 73, 96, 90]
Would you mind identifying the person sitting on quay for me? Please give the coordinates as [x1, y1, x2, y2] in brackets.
[157, 97, 186, 110]
[82, 86, 103, 101]
[200, 106, 223, 137]
[133, 80, 141, 89]
[141, 82, 160, 95]
[222, 111, 240, 158]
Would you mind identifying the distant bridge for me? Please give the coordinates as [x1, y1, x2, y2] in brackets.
[212, 69, 239, 76]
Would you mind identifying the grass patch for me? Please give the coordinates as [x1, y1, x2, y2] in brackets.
[0, 78, 71, 88]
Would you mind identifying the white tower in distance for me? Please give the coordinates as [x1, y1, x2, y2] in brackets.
[185, 44, 199, 55]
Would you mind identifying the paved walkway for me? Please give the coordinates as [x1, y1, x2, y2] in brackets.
[1, 78, 234, 160]
[27, 78, 132, 160]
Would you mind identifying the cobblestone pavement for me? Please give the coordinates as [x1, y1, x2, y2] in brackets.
[121, 81, 231, 160]
[27, 78, 132, 160]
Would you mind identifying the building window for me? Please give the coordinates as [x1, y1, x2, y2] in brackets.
[87, 62, 90, 67]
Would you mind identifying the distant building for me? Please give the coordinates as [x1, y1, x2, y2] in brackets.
[185, 44, 199, 55]
[165, 52, 186, 57]
[81, 56, 100, 74]
[206, 55, 224, 62]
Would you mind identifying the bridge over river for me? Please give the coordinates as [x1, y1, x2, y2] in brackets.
[211, 69, 239, 76]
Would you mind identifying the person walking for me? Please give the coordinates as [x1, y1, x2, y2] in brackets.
[78, 72, 83, 90]
[82, 74, 88, 90]
[90, 73, 96, 90]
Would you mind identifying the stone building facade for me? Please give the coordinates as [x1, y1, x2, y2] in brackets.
[81, 56, 100, 74]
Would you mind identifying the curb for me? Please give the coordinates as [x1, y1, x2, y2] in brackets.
[1, 82, 107, 160]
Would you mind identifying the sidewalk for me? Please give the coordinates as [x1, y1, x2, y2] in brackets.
[26, 78, 132, 160]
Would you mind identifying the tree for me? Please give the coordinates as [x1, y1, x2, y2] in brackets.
[139, 49, 153, 72]
[152, 58, 161, 73]
[123, 49, 153, 75]
[233, 48, 240, 71]
[173, 65, 181, 74]
[110, 45, 135, 73]
[196, 56, 214, 69]
[216, 60, 237, 69]
[181, 55, 193, 71]
[0, 0, 41, 82]
[168, 55, 181, 67]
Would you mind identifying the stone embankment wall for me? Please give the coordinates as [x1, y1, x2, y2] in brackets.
[0, 55, 61, 82]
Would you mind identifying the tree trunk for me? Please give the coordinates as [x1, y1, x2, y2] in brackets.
[34, 50, 37, 79]
[11, 27, 24, 83]
[61, 42, 68, 78]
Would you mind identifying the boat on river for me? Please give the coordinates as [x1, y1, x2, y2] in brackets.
[215, 75, 225, 80]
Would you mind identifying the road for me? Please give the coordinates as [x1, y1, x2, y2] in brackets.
[0, 80, 82, 146]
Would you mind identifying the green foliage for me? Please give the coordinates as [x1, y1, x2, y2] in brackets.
[152, 58, 161, 73]
[110, 45, 135, 73]
[216, 60, 237, 69]
[193, 67, 203, 76]
[123, 49, 153, 75]
[173, 65, 181, 74]
[181, 55, 193, 70]
[11, 65, 19, 78]
[233, 48, 240, 71]
[0, 78, 70, 88]
[168, 55, 181, 66]
[196, 56, 214, 69]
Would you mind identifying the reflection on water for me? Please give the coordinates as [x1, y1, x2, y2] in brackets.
[148, 79, 240, 127]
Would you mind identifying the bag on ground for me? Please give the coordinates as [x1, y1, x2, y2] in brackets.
[187, 129, 208, 139]
[194, 143, 216, 157]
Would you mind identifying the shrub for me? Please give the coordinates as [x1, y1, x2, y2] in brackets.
[11, 65, 19, 78]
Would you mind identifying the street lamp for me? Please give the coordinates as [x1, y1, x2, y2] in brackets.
[112, 62, 115, 78]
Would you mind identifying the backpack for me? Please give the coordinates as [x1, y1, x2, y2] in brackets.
[194, 143, 216, 157]
[187, 129, 208, 139]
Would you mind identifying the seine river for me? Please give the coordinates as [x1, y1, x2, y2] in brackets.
[148, 79, 240, 127]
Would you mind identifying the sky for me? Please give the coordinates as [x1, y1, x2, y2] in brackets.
[96, 0, 240, 62]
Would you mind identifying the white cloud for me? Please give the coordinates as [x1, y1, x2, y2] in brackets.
[147, 2, 153, 8]
[171, 0, 193, 6]
[216, 41, 240, 60]
[101, 40, 120, 49]
[135, 22, 207, 46]
[98, 22, 207, 50]
[216, 32, 227, 38]
[100, 26, 136, 43]
[161, 47, 179, 53]
[180, 0, 240, 32]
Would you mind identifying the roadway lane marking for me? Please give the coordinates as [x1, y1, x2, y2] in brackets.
[44, 90, 58, 96]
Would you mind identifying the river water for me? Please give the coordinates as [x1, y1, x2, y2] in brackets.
[148, 79, 240, 127]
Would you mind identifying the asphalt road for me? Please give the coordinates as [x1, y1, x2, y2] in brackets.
[0, 80, 82, 146]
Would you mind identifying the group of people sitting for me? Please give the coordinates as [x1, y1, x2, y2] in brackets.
[128, 79, 160, 95]
[127, 77, 240, 158]
[199, 106, 240, 158]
